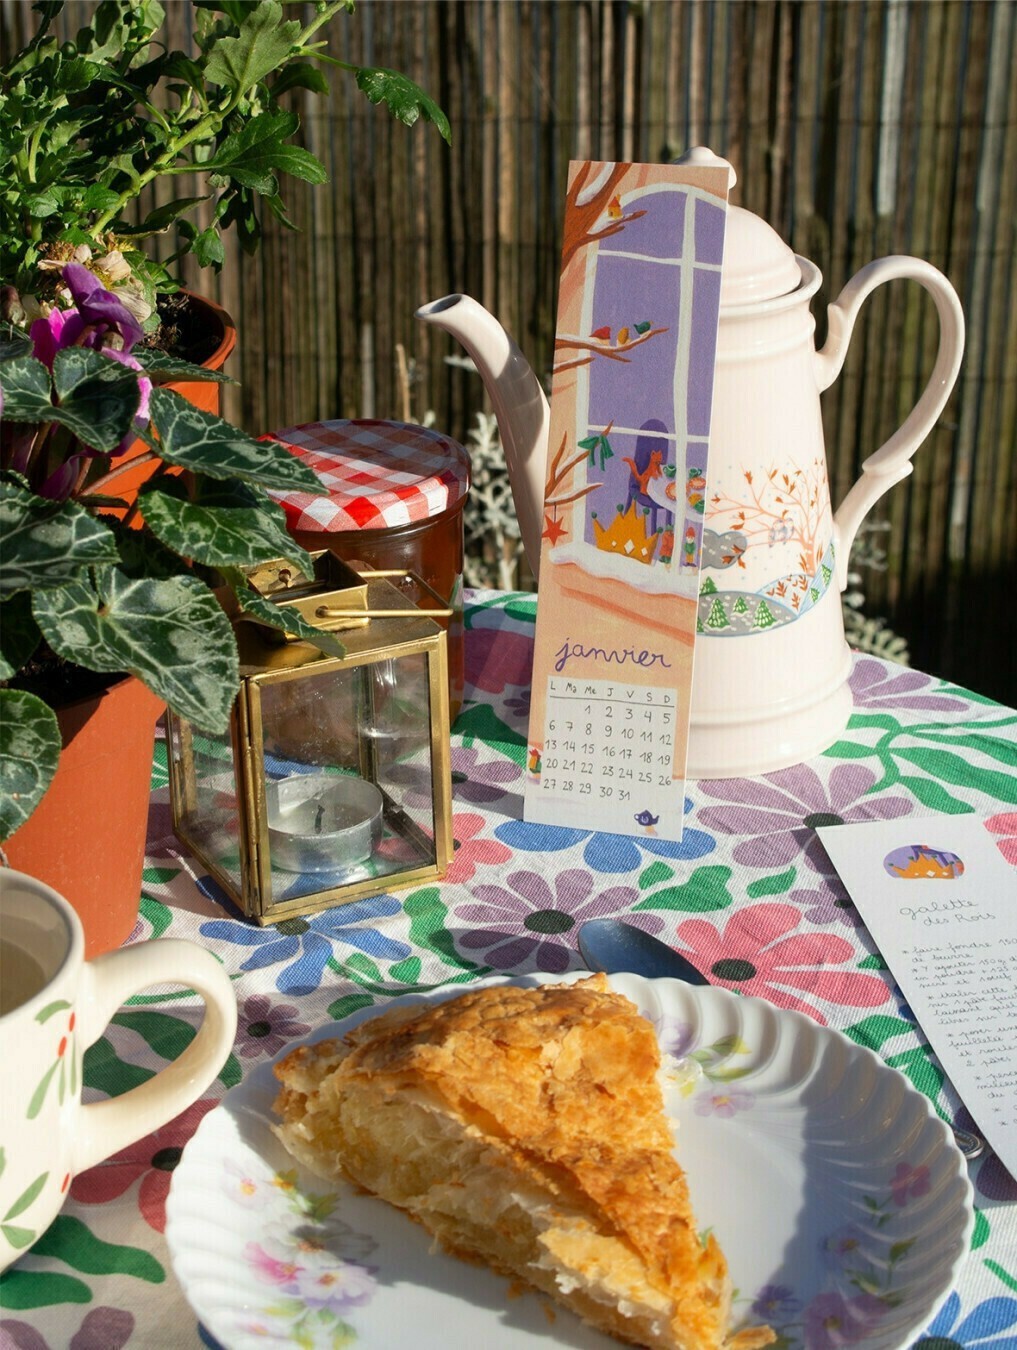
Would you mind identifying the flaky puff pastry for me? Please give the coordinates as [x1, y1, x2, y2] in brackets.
[272, 974, 774, 1350]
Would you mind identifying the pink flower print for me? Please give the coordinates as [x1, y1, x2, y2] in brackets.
[246, 1240, 302, 1287]
[890, 1161, 931, 1207]
[697, 763, 913, 871]
[465, 626, 534, 694]
[70, 1097, 217, 1232]
[849, 658, 970, 714]
[447, 811, 512, 883]
[803, 1291, 887, 1348]
[672, 902, 891, 1024]
[694, 1090, 754, 1118]
[986, 812, 1017, 866]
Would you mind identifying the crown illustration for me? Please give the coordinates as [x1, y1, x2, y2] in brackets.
[592, 502, 660, 564]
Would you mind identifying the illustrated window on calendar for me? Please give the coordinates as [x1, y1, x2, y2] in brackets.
[522, 158, 729, 843]
[534, 676, 685, 835]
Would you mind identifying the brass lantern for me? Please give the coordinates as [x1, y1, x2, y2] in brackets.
[166, 555, 453, 923]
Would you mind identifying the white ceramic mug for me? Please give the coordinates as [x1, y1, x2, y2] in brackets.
[0, 869, 237, 1270]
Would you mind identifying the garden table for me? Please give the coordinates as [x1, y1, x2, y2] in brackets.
[1, 589, 1015, 1350]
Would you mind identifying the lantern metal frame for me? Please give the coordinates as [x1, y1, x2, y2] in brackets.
[166, 555, 454, 924]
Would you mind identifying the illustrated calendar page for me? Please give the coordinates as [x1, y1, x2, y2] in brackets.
[524, 160, 729, 841]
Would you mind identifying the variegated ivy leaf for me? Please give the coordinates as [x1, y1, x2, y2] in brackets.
[148, 387, 322, 493]
[0, 689, 60, 842]
[33, 570, 238, 733]
[0, 478, 120, 598]
[131, 348, 235, 384]
[0, 593, 40, 678]
[219, 565, 346, 659]
[139, 478, 313, 574]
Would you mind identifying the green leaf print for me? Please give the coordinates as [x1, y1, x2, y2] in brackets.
[632, 865, 734, 913]
[454, 702, 527, 765]
[638, 861, 674, 888]
[26, 1060, 60, 1119]
[972, 1208, 991, 1250]
[746, 866, 796, 899]
[83, 1035, 156, 1096]
[110, 1009, 240, 1087]
[344, 952, 384, 983]
[138, 892, 174, 938]
[823, 740, 879, 760]
[32, 1215, 164, 1282]
[327, 992, 375, 1021]
[0, 1223, 35, 1249]
[404, 887, 490, 972]
[986, 1258, 1017, 1294]
[898, 773, 974, 814]
[389, 956, 422, 984]
[843, 1014, 914, 1051]
[895, 747, 1017, 803]
[0, 1267, 91, 1308]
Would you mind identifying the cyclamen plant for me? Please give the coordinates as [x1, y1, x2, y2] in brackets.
[1, 0, 450, 324]
[0, 262, 341, 841]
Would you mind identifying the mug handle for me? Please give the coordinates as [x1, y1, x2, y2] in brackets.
[815, 256, 965, 590]
[72, 940, 237, 1175]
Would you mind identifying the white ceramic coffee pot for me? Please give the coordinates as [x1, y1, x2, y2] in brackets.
[417, 148, 964, 777]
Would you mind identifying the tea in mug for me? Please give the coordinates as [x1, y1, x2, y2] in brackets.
[0, 938, 48, 1016]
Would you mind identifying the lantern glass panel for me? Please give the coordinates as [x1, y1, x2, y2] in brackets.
[168, 715, 245, 897]
[258, 650, 437, 907]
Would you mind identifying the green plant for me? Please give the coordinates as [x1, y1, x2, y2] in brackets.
[0, 261, 343, 842]
[1, 0, 450, 325]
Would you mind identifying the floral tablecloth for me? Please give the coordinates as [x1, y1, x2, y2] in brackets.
[2, 589, 1016, 1350]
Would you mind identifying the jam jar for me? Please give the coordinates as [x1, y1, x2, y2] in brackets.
[262, 419, 471, 722]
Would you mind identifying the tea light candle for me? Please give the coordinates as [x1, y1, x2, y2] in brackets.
[267, 774, 384, 874]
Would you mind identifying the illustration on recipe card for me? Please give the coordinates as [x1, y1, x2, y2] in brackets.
[524, 159, 729, 839]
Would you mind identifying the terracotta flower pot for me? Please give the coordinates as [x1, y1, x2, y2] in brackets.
[106, 290, 237, 516]
[4, 677, 166, 958]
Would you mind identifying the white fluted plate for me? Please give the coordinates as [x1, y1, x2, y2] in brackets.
[166, 973, 973, 1350]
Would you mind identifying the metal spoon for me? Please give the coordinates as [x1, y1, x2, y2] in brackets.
[576, 917, 985, 1161]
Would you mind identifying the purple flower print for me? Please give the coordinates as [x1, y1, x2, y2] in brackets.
[751, 1284, 801, 1322]
[503, 689, 531, 719]
[789, 871, 863, 928]
[693, 1089, 754, 1118]
[697, 763, 912, 870]
[451, 745, 522, 805]
[235, 994, 310, 1058]
[803, 1290, 887, 1348]
[819, 1223, 869, 1269]
[454, 867, 664, 973]
[849, 657, 971, 714]
[1, 1309, 135, 1350]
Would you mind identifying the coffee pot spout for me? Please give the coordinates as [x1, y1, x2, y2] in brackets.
[416, 294, 550, 580]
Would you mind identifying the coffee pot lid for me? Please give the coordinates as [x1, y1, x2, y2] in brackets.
[678, 147, 802, 306]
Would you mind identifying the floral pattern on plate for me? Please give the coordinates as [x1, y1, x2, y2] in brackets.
[167, 973, 974, 1350]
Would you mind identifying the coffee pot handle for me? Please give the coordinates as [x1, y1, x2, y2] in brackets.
[815, 256, 964, 590]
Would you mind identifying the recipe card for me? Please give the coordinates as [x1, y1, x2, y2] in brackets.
[816, 814, 1017, 1178]
[523, 158, 729, 841]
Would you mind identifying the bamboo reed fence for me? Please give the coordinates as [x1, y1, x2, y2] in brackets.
[3, 0, 1015, 702]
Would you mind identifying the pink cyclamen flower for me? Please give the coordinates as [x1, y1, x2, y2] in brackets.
[672, 902, 891, 1024]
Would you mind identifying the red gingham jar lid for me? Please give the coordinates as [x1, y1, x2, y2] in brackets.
[262, 419, 471, 533]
